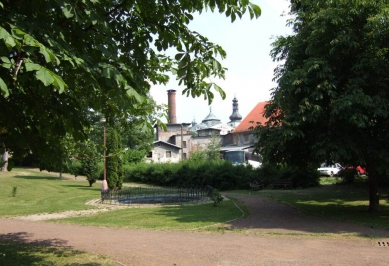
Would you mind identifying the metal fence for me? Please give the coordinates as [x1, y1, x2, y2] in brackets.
[101, 185, 213, 205]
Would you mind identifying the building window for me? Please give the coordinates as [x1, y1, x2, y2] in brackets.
[147, 152, 152, 158]
[183, 141, 187, 148]
[183, 153, 187, 159]
[166, 151, 171, 158]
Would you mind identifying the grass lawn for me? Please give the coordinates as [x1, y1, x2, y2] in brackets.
[0, 241, 117, 266]
[52, 199, 245, 230]
[238, 177, 389, 230]
[0, 168, 101, 217]
[1, 168, 245, 230]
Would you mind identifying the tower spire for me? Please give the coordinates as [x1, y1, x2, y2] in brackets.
[229, 96, 242, 122]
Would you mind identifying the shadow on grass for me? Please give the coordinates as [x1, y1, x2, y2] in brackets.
[60, 184, 98, 189]
[0, 232, 107, 266]
[13, 175, 61, 181]
[151, 203, 235, 225]
[57, 200, 239, 230]
[223, 192, 389, 238]
[13, 174, 99, 190]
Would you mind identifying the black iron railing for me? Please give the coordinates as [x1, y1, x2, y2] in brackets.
[101, 185, 213, 205]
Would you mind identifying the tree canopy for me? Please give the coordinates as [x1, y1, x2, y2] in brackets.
[0, 0, 261, 169]
[255, 0, 389, 212]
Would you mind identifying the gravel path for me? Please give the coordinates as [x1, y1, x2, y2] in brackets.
[1, 193, 389, 265]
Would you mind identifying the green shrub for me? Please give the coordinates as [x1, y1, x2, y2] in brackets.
[106, 128, 123, 189]
[338, 168, 357, 184]
[211, 189, 224, 206]
[67, 161, 83, 177]
[123, 160, 259, 190]
[255, 164, 320, 188]
[81, 143, 99, 187]
[256, 163, 280, 185]
[289, 166, 320, 188]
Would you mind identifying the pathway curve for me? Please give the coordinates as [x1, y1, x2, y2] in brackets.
[1, 193, 389, 265]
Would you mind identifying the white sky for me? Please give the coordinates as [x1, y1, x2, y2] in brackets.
[150, 0, 292, 124]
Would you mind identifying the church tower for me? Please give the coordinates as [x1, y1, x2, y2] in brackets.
[227, 96, 242, 128]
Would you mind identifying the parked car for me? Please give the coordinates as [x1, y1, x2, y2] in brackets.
[317, 163, 342, 176]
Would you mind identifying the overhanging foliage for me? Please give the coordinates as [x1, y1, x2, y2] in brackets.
[0, 0, 261, 169]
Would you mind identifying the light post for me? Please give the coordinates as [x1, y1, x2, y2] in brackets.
[100, 117, 108, 191]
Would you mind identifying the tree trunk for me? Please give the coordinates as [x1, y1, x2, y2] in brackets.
[1, 149, 8, 172]
[366, 162, 380, 212]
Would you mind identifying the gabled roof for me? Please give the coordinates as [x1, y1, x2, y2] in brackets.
[153, 140, 181, 149]
[220, 145, 253, 152]
[232, 101, 269, 133]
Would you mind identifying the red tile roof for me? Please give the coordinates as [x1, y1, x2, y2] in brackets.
[233, 101, 269, 133]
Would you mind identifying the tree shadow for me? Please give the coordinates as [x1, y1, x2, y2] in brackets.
[13, 175, 60, 181]
[0, 232, 107, 266]
[150, 202, 234, 225]
[223, 192, 389, 238]
[60, 184, 98, 190]
[13, 175, 98, 190]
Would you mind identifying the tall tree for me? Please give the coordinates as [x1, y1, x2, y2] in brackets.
[0, 0, 261, 170]
[106, 127, 124, 189]
[88, 101, 159, 164]
[206, 132, 222, 161]
[255, 0, 389, 212]
[81, 141, 99, 187]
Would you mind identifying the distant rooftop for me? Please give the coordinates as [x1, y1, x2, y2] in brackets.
[232, 102, 269, 133]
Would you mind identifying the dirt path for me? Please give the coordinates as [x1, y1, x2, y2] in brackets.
[1, 193, 389, 265]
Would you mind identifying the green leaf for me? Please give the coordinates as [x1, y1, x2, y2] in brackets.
[186, 13, 193, 20]
[1, 56, 10, 64]
[177, 67, 186, 78]
[62, 5, 74, 18]
[213, 83, 226, 100]
[0, 77, 9, 97]
[23, 34, 40, 47]
[231, 12, 236, 22]
[0, 27, 9, 40]
[212, 59, 220, 72]
[52, 74, 67, 93]
[25, 62, 41, 72]
[126, 85, 143, 103]
[226, 7, 231, 17]
[0, 56, 11, 69]
[5, 36, 16, 48]
[39, 45, 56, 63]
[36, 67, 55, 86]
[175, 53, 185, 60]
[249, 3, 261, 19]
[11, 27, 26, 39]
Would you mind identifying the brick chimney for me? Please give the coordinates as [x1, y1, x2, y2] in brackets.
[167, 90, 177, 123]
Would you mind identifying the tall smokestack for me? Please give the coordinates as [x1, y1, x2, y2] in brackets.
[167, 90, 177, 123]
